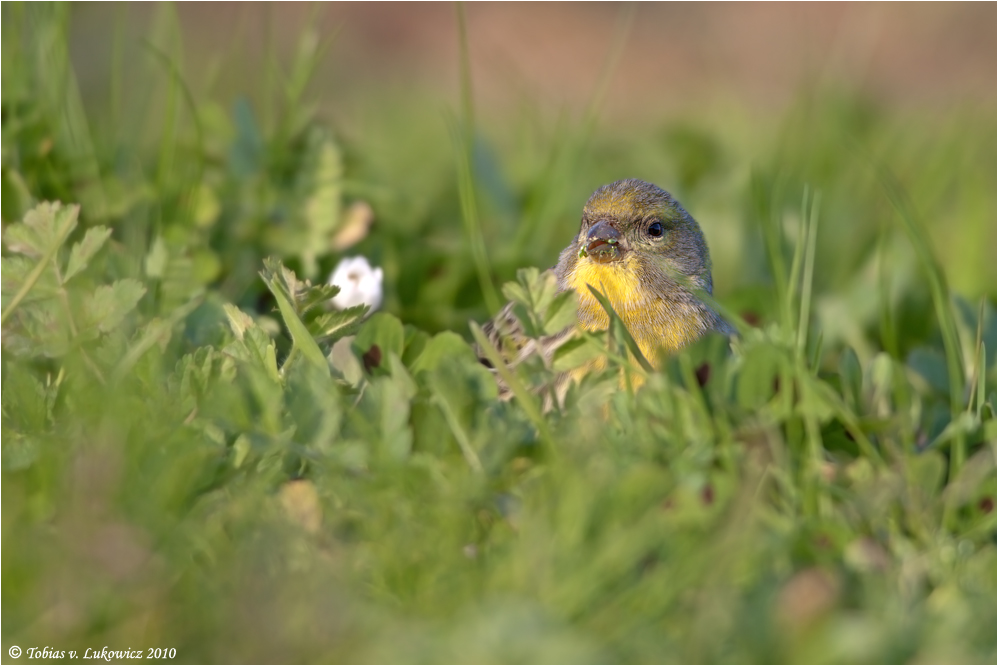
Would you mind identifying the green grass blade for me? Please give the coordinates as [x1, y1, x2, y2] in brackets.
[510, 3, 634, 257]
[787, 185, 808, 329]
[797, 190, 820, 363]
[142, 40, 205, 224]
[877, 168, 966, 475]
[752, 170, 791, 331]
[876, 226, 899, 358]
[453, 4, 501, 315]
[433, 394, 484, 474]
[585, 284, 653, 373]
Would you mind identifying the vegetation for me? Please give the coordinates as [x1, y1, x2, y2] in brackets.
[3, 5, 995, 663]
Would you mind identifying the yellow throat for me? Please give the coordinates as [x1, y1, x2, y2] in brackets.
[565, 255, 707, 367]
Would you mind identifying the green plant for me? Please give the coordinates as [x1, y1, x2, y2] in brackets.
[2, 5, 994, 663]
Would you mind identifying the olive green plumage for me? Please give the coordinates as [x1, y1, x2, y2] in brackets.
[479, 178, 731, 401]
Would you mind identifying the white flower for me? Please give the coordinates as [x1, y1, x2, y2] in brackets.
[328, 256, 383, 313]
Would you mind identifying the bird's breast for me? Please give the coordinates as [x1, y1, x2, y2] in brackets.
[565, 257, 706, 365]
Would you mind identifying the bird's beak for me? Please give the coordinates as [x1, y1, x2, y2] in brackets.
[579, 220, 623, 264]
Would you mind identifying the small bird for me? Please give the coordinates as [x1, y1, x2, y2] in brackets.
[478, 178, 732, 401]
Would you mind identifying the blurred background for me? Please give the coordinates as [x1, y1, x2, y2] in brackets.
[4, 4, 996, 663]
[52, 3, 994, 339]
[69, 3, 995, 116]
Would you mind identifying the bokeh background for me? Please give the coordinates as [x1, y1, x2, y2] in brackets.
[70, 3, 996, 114]
[3, 3, 996, 663]
[59, 2, 995, 331]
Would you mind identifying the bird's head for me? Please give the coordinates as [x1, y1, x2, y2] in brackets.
[556, 179, 714, 298]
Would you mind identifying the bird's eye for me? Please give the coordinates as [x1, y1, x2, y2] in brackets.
[647, 222, 664, 238]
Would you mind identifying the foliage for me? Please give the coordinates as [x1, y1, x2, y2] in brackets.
[2, 5, 995, 664]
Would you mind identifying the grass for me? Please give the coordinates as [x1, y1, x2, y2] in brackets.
[2, 4, 996, 663]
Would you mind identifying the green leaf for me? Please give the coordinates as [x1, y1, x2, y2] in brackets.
[230, 98, 263, 178]
[308, 304, 368, 343]
[192, 183, 220, 228]
[908, 449, 947, 494]
[83, 278, 146, 334]
[1, 433, 41, 472]
[64, 226, 112, 282]
[401, 326, 431, 368]
[300, 132, 343, 276]
[223, 303, 256, 341]
[2, 201, 78, 258]
[1, 202, 79, 326]
[499, 268, 568, 339]
[469, 321, 551, 444]
[907, 347, 949, 395]
[176, 346, 221, 410]
[231, 434, 251, 469]
[145, 236, 169, 280]
[1, 168, 34, 223]
[1, 363, 54, 434]
[501, 267, 540, 301]
[226, 328, 281, 382]
[260, 258, 330, 375]
[2, 255, 60, 305]
[160, 250, 207, 312]
[542, 289, 578, 336]
[297, 283, 341, 316]
[222, 304, 280, 383]
[736, 343, 784, 410]
[838, 346, 862, 411]
[422, 354, 494, 472]
[259, 256, 343, 320]
[112, 297, 204, 383]
[869, 352, 896, 400]
[943, 448, 996, 508]
[500, 279, 531, 310]
[286, 359, 341, 449]
[352, 354, 418, 462]
[409, 331, 479, 375]
[353, 312, 405, 367]
[3, 300, 71, 358]
[273, 288, 328, 373]
[796, 373, 836, 421]
[260, 258, 303, 311]
[329, 337, 363, 386]
[552, 334, 603, 373]
[929, 412, 980, 451]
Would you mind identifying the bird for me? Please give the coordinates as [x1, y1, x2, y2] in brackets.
[477, 178, 732, 402]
